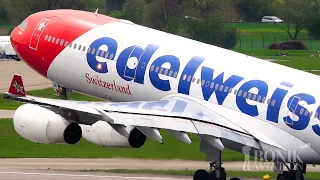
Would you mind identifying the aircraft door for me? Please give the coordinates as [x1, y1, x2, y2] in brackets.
[285, 95, 301, 125]
[29, 18, 50, 51]
[123, 46, 144, 80]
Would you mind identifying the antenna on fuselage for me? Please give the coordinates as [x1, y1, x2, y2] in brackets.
[95, 8, 99, 15]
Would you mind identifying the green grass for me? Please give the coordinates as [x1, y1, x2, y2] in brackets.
[0, 88, 101, 110]
[0, 119, 244, 160]
[225, 23, 320, 50]
[82, 169, 320, 179]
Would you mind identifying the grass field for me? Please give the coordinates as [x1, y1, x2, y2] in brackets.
[86, 169, 320, 180]
[0, 119, 245, 160]
[225, 23, 320, 50]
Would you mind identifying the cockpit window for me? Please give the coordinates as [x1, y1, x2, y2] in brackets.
[19, 19, 28, 31]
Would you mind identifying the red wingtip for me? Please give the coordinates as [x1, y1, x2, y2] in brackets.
[8, 74, 26, 97]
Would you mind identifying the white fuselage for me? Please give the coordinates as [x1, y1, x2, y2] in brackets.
[41, 21, 320, 162]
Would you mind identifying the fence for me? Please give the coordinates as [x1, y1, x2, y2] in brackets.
[233, 36, 320, 50]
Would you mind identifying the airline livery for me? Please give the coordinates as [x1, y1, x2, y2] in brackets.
[5, 9, 320, 180]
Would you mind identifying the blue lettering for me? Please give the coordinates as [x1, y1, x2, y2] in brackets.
[87, 37, 117, 73]
[284, 93, 315, 130]
[149, 55, 180, 91]
[201, 67, 244, 104]
[312, 106, 320, 136]
[178, 56, 205, 95]
[116, 46, 144, 81]
[267, 82, 293, 123]
[236, 80, 268, 116]
[135, 45, 159, 84]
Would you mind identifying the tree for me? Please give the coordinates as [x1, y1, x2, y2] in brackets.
[143, 0, 183, 33]
[279, 0, 319, 40]
[236, 0, 278, 21]
[184, 12, 238, 49]
[123, 0, 145, 24]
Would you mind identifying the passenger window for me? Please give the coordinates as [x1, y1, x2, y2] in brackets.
[48, 36, 52, 42]
[210, 82, 214, 88]
[83, 46, 86, 51]
[64, 41, 69, 47]
[91, 48, 95, 54]
[187, 75, 191, 82]
[44, 34, 48, 41]
[169, 70, 173, 77]
[182, 74, 187, 80]
[262, 97, 266, 103]
[305, 110, 309, 116]
[247, 93, 252, 99]
[267, 99, 271, 104]
[150, 65, 155, 71]
[310, 111, 313, 117]
[257, 95, 262, 102]
[271, 100, 276, 106]
[164, 69, 169, 75]
[100, 51, 104, 57]
[224, 86, 228, 92]
[238, 90, 242, 96]
[219, 85, 224, 91]
[160, 67, 164, 74]
[69, 42, 73, 48]
[315, 112, 318, 118]
[60, 39, 64, 46]
[78, 45, 82, 51]
[73, 43, 77, 49]
[234, 89, 237, 95]
[87, 47, 91, 54]
[201, 80, 205, 86]
[252, 94, 257, 101]
[192, 77, 196, 83]
[215, 84, 219, 90]
[197, 79, 200, 84]
[300, 108, 304, 115]
[155, 66, 159, 73]
[173, 72, 178, 78]
[105, 52, 109, 58]
[109, 53, 114, 59]
[51, 37, 55, 43]
[205, 81, 209, 87]
[243, 91, 247, 98]
[96, 49, 100, 56]
[56, 38, 60, 44]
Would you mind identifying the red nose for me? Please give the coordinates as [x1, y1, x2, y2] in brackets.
[10, 10, 119, 78]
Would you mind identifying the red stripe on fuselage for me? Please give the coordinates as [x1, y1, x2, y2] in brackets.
[11, 10, 119, 77]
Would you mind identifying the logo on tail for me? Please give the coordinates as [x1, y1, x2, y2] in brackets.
[8, 74, 25, 97]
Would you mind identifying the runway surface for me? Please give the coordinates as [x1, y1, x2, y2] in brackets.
[0, 158, 280, 180]
[0, 60, 51, 93]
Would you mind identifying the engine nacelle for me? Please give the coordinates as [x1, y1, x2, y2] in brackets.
[13, 104, 82, 144]
[81, 121, 146, 148]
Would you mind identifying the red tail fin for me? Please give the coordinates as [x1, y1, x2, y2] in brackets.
[8, 74, 26, 97]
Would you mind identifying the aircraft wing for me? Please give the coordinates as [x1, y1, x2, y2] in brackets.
[4, 75, 286, 154]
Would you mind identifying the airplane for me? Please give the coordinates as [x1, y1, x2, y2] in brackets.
[4, 9, 320, 180]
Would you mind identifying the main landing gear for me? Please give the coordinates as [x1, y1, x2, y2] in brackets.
[275, 162, 306, 180]
[193, 159, 227, 180]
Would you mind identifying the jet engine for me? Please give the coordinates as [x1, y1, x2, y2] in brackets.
[13, 104, 82, 144]
[80, 121, 146, 148]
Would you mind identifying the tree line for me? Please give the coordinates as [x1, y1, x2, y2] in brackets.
[1, 0, 320, 49]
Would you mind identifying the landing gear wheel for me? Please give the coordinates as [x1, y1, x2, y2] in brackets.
[210, 169, 226, 180]
[193, 169, 210, 180]
[277, 172, 304, 180]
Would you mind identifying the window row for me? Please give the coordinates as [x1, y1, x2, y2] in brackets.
[44, 34, 317, 119]
[44, 34, 116, 60]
